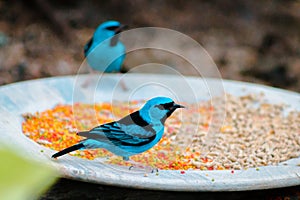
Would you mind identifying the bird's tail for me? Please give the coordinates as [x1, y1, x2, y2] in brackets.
[51, 143, 85, 159]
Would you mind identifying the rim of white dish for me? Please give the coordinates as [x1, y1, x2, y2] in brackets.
[0, 74, 299, 191]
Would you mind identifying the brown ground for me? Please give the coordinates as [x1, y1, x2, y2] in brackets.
[1, 1, 300, 90]
[1, 0, 300, 199]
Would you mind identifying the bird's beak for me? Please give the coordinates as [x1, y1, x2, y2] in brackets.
[110, 24, 128, 46]
[114, 24, 128, 34]
[173, 104, 185, 109]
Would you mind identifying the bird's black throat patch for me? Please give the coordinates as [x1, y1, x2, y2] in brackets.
[110, 35, 119, 46]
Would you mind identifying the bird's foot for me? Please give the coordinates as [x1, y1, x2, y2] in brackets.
[127, 160, 157, 173]
[81, 77, 93, 88]
[119, 79, 128, 91]
[150, 168, 159, 173]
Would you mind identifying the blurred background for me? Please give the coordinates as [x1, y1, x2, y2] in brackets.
[1, 0, 300, 199]
[1, 0, 300, 91]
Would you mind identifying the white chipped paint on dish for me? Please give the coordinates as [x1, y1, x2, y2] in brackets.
[0, 73, 300, 191]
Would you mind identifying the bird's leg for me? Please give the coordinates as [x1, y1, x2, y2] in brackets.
[81, 68, 98, 88]
[119, 66, 129, 91]
[116, 72, 128, 91]
[81, 77, 92, 88]
[119, 79, 128, 91]
[126, 159, 158, 173]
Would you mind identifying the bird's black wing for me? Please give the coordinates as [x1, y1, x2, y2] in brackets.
[78, 113, 156, 147]
[84, 37, 93, 56]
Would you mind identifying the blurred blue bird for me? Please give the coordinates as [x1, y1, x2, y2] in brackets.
[52, 97, 184, 161]
[84, 20, 127, 73]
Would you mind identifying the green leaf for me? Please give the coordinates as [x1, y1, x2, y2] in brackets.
[0, 148, 57, 200]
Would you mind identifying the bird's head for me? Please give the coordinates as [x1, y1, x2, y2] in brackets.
[93, 20, 128, 46]
[140, 97, 185, 124]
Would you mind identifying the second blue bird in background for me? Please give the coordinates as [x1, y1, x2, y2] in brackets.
[84, 21, 127, 73]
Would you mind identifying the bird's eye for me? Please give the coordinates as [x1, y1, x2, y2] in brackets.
[105, 26, 119, 31]
[154, 105, 164, 110]
[164, 102, 174, 109]
[155, 102, 175, 110]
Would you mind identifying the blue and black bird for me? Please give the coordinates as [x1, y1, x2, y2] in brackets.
[84, 20, 127, 73]
[52, 97, 185, 161]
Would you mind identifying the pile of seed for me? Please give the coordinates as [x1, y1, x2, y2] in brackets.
[22, 94, 300, 170]
[181, 94, 300, 170]
[22, 101, 196, 170]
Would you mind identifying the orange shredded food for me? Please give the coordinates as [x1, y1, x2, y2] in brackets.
[22, 101, 220, 170]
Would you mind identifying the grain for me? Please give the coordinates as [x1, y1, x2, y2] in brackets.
[22, 93, 300, 170]
[186, 94, 300, 169]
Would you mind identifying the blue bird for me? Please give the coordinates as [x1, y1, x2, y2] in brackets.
[52, 97, 184, 161]
[84, 20, 127, 73]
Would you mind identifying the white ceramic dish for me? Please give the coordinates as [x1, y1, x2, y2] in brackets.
[0, 73, 300, 191]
